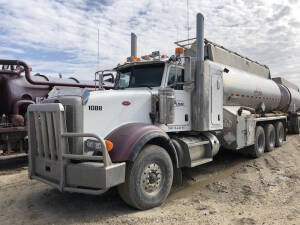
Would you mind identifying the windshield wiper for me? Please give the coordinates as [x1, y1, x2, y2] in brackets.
[131, 85, 153, 90]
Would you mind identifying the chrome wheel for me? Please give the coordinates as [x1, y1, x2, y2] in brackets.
[141, 163, 162, 194]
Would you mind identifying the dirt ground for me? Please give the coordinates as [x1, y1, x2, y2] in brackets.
[0, 135, 299, 225]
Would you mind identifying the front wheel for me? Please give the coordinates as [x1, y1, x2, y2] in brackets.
[118, 145, 173, 210]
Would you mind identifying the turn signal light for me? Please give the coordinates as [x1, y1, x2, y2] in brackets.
[105, 140, 114, 152]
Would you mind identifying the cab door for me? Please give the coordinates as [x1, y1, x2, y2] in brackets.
[165, 66, 191, 131]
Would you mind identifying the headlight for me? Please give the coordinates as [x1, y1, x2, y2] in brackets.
[84, 139, 114, 154]
[84, 139, 103, 153]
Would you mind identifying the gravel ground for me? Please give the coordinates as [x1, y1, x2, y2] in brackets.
[0, 135, 299, 225]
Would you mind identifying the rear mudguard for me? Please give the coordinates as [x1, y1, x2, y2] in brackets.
[106, 123, 179, 168]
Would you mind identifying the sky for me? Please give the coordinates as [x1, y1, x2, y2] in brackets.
[0, 0, 300, 86]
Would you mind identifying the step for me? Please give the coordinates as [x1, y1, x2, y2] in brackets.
[191, 158, 213, 167]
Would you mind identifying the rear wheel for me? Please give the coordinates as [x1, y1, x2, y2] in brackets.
[251, 126, 265, 158]
[118, 145, 173, 210]
[275, 121, 284, 147]
[264, 124, 275, 152]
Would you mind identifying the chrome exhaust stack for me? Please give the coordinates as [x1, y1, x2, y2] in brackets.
[192, 13, 207, 131]
[131, 32, 137, 58]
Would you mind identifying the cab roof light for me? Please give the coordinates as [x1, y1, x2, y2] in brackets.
[141, 55, 151, 60]
[175, 47, 184, 56]
[132, 56, 141, 62]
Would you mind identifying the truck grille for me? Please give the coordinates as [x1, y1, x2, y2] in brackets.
[64, 105, 74, 152]
[42, 96, 84, 155]
[28, 103, 67, 161]
[27, 102, 124, 192]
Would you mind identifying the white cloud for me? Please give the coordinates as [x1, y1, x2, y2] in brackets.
[0, 0, 300, 87]
[0, 46, 25, 54]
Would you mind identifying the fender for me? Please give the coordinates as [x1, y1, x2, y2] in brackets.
[106, 123, 179, 167]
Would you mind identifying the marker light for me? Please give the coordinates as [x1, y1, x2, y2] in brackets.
[132, 56, 141, 62]
[141, 55, 151, 60]
[105, 140, 114, 152]
[175, 47, 184, 56]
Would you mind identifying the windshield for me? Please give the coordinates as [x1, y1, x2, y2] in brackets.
[115, 63, 164, 88]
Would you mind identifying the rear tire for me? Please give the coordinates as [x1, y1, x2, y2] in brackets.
[118, 145, 173, 210]
[275, 121, 284, 147]
[264, 124, 275, 152]
[251, 126, 265, 158]
[297, 117, 300, 134]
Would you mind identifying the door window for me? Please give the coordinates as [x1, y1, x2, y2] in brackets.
[167, 66, 184, 90]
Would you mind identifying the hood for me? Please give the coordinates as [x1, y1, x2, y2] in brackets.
[83, 89, 153, 137]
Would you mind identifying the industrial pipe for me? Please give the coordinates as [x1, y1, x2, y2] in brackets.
[13, 100, 35, 115]
[0, 59, 98, 88]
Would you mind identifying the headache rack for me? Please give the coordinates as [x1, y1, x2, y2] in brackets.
[27, 103, 125, 194]
[175, 38, 271, 79]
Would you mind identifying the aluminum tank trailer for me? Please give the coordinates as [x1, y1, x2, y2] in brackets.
[26, 13, 300, 210]
[0, 59, 114, 157]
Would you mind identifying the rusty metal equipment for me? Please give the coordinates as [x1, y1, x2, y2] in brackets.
[0, 59, 113, 157]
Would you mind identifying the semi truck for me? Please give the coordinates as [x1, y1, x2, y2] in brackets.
[26, 13, 300, 210]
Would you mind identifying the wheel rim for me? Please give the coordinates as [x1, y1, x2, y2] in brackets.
[141, 163, 163, 194]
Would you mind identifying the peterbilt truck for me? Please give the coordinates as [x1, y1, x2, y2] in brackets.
[26, 13, 300, 210]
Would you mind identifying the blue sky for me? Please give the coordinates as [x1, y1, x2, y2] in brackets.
[0, 0, 300, 86]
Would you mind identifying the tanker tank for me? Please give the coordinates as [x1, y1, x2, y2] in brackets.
[189, 39, 300, 114]
[222, 65, 300, 113]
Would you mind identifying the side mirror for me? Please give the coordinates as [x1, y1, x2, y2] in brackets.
[103, 73, 115, 83]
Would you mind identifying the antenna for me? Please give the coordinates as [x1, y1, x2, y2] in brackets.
[97, 26, 100, 70]
[187, 0, 190, 45]
[176, 24, 179, 42]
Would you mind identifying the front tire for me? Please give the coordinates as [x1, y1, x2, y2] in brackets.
[118, 145, 173, 210]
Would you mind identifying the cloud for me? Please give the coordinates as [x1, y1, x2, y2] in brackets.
[0, 0, 300, 87]
[0, 46, 25, 54]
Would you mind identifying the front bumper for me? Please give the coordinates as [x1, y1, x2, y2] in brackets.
[31, 156, 126, 194]
[28, 103, 125, 194]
